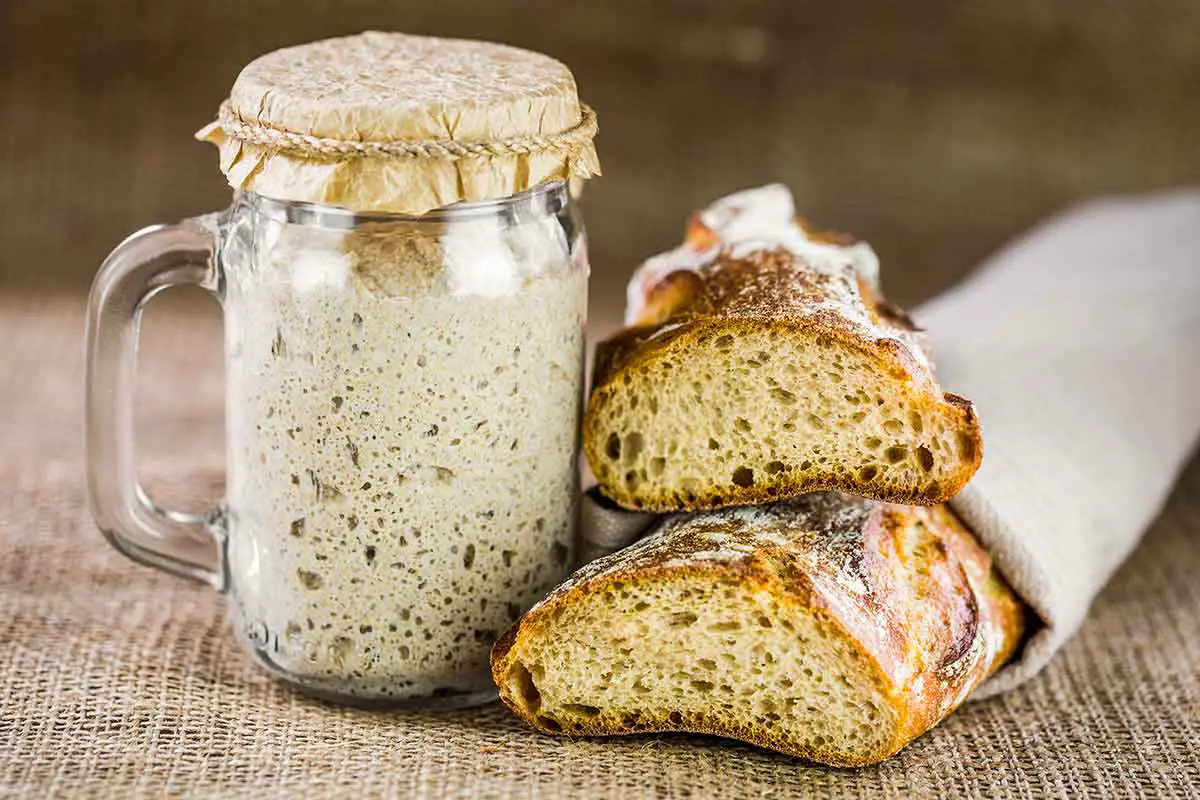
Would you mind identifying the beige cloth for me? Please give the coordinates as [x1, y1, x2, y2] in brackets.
[581, 190, 1200, 697]
[1, 293, 1198, 796]
[922, 190, 1200, 694]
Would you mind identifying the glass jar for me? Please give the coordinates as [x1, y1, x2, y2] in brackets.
[86, 181, 587, 707]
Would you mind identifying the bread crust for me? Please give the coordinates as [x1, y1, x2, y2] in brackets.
[585, 246, 984, 511]
[492, 495, 1025, 767]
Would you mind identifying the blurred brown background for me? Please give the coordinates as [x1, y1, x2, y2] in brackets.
[1, 0, 1197, 322]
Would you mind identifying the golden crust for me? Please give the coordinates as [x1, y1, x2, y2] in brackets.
[491, 495, 1026, 767]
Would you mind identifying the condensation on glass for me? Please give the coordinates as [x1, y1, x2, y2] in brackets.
[86, 183, 587, 707]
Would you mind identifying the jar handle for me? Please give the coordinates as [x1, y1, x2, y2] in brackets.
[85, 217, 227, 589]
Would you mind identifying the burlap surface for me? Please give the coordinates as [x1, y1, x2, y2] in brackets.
[1, 294, 1198, 798]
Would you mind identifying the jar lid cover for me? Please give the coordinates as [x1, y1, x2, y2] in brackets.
[197, 31, 599, 214]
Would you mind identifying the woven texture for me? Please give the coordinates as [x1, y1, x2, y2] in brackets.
[213, 100, 599, 161]
[1, 294, 1198, 798]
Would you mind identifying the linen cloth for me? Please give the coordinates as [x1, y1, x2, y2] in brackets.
[581, 190, 1200, 696]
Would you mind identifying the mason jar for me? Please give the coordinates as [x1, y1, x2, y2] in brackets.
[86, 31, 597, 708]
[86, 180, 587, 707]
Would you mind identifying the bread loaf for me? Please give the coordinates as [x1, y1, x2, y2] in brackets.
[491, 493, 1025, 767]
[584, 185, 983, 512]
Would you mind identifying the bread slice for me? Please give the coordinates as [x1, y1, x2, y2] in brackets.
[492, 493, 1025, 767]
[584, 185, 982, 512]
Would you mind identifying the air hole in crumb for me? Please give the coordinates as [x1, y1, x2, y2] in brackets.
[859, 465, 879, 481]
[510, 662, 541, 714]
[605, 433, 621, 460]
[865, 437, 882, 450]
[649, 457, 666, 476]
[670, 611, 699, 628]
[699, 659, 717, 671]
[669, 711, 684, 725]
[883, 419, 903, 434]
[690, 681, 715, 693]
[708, 438, 721, 450]
[734, 417, 752, 432]
[732, 467, 755, 488]
[917, 446, 935, 472]
[770, 387, 797, 404]
[537, 716, 562, 732]
[884, 446, 908, 464]
[714, 335, 734, 350]
[910, 411, 924, 433]
[765, 460, 786, 475]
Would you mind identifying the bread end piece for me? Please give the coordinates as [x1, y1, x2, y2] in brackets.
[584, 312, 983, 512]
[492, 495, 1024, 767]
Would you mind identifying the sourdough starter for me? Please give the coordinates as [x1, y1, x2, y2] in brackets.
[222, 213, 585, 701]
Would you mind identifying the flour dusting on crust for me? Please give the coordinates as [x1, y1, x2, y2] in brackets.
[622, 185, 930, 375]
[532, 493, 879, 613]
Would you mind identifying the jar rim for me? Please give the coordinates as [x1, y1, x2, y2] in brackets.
[237, 180, 568, 229]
